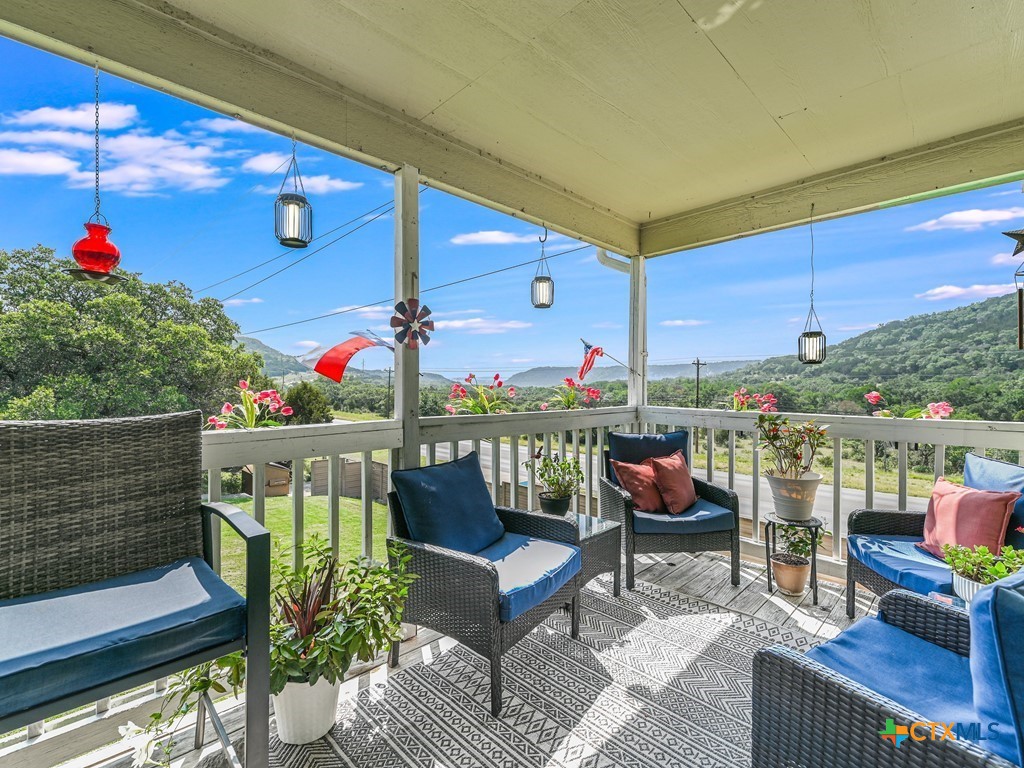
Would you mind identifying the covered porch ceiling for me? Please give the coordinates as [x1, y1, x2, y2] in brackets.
[2, 0, 1024, 257]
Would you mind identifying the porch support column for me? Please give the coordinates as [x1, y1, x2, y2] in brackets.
[628, 255, 648, 419]
[394, 164, 420, 469]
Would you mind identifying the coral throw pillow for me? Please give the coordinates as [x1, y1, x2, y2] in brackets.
[650, 450, 697, 514]
[610, 458, 667, 513]
[917, 478, 1021, 559]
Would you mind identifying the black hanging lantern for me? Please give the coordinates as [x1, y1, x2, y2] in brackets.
[275, 137, 313, 248]
[798, 203, 826, 364]
[1001, 228, 1024, 350]
[531, 226, 554, 308]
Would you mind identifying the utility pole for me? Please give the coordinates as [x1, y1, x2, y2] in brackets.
[691, 358, 708, 408]
[384, 367, 393, 418]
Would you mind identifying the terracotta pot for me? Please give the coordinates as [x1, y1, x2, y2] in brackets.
[538, 492, 572, 516]
[766, 472, 822, 521]
[771, 553, 810, 596]
[952, 571, 985, 606]
[272, 676, 342, 744]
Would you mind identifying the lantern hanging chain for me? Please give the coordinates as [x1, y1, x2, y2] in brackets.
[805, 202, 821, 332]
[280, 135, 306, 197]
[535, 225, 550, 277]
[91, 65, 107, 226]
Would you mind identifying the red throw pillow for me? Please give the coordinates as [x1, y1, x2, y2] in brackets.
[610, 458, 667, 513]
[916, 477, 1021, 559]
[650, 450, 697, 514]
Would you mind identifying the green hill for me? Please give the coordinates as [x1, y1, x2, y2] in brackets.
[507, 360, 751, 387]
[236, 336, 309, 377]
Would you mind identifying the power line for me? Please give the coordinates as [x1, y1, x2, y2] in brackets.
[242, 243, 592, 335]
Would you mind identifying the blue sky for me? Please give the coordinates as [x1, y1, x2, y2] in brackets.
[1, 36, 1021, 376]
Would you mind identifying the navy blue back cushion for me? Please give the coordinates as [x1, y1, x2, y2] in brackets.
[391, 452, 504, 553]
[606, 430, 689, 485]
[964, 453, 1024, 549]
[971, 567, 1024, 765]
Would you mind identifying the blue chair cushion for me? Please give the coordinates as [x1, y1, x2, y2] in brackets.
[391, 451, 504, 554]
[632, 497, 735, 535]
[0, 557, 245, 720]
[847, 534, 952, 595]
[475, 532, 580, 622]
[971, 566, 1024, 765]
[607, 430, 689, 486]
[964, 453, 1024, 550]
[806, 615, 975, 726]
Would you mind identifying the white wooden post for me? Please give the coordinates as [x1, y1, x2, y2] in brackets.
[628, 255, 648, 414]
[394, 164, 420, 470]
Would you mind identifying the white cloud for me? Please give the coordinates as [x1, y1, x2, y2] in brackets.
[242, 152, 289, 174]
[450, 230, 539, 245]
[293, 340, 321, 351]
[5, 103, 139, 130]
[659, 319, 710, 327]
[332, 304, 394, 319]
[591, 321, 623, 329]
[431, 309, 485, 318]
[433, 317, 532, 334]
[189, 117, 264, 134]
[0, 148, 79, 175]
[915, 284, 1016, 300]
[0, 130, 94, 149]
[300, 174, 362, 193]
[992, 252, 1021, 266]
[907, 207, 1024, 232]
[222, 297, 264, 307]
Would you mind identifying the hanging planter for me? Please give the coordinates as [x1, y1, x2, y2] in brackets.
[275, 137, 313, 248]
[531, 227, 554, 308]
[66, 66, 125, 285]
[798, 203, 825, 364]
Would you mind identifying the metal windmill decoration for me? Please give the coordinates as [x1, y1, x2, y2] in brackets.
[798, 203, 826, 364]
[66, 65, 126, 285]
[390, 298, 435, 349]
[1001, 228, 1024, 349]
[531, 226, 554, 308]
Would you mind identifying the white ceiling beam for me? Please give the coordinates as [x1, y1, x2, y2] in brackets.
[0, 0, 640, 255]
[640, 118, 1024, 257]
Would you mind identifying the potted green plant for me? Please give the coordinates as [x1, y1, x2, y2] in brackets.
[756, 413, 829, 521]
[771, 525, 824, 596]
[942, 543, 1024, 606]
[523, 451, 585, 515]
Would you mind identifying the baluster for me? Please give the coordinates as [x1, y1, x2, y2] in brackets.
[252, 462, 266, 526]
[752, 445, 761, 542]
[472, 438, 481, 459]
[572, 428, 582, 514]
[291, 457, 304, 569]
[897, 442, 909, 510]
[95, 697, 110, 716]
[832, 437, 843, 559]
[584, 428, 594, 516]
[543, 432, 552, 456]
[510, 434, 520, 508]
[27, 721, 44, 739]
[527, 434, 537, 510]
[974, 446, 986, 458]
[727, 430, 736, 490]
[427, 442, 436, 466]
[686, 428, 695, 464]
[328, 454, 341, 559]
[154, 677, 169, 694]
[864, 439, 875, 509]
[706, 427, 715, 483]
[361, 451, 374, 559]
[449, 440, 458, 462]
[207, 467, 222, 572]
[491, 437, 501, 505]
[934, 444, 946, 481]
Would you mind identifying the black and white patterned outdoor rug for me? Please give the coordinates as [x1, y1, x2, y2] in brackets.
[268, 577, 819, 768]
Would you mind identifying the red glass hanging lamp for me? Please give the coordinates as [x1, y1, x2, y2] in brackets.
[531, 226, 554, 308]
[66, 65, 125, 285]
[275, 137, 313, 248]
[798, 203, 826, 364]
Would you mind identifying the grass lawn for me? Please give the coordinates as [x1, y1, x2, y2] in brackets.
[218, 494, 390, 593]
[332, 410, 387, 422]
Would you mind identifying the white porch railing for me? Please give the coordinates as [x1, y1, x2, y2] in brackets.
[4, 404, 1023, 768]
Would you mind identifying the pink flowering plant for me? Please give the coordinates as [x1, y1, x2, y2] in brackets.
[756, 413, 829, 479]
[446, 373, 516, 415]
[206, 379, 293, 430]
[546, 377, 602, 411]
[731, 387, 778, 412]
[863, 390, 953, 420]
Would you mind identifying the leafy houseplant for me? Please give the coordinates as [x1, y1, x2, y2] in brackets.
[523, 451, 585, 515]
[863, 390, 954, 420]
[445, 373, 516, 415]
[770, 525, 825, 596]
[943, 543, 1024, 605]
[544, 377, 601, 411]
[757, 414, 829, 521]
[205, 379, 293, 429]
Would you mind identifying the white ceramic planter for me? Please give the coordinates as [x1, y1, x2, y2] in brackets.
[273, 677, 342, 744]
[952, 572, 985, 607]
[766, 472, 822, 521]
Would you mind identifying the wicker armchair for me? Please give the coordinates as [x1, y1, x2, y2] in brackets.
[387, 495, 580, 716]
[753, 589, 1019, 768]
[0, 412, 270, 768]
[846, 508, 929, 618]
[599, 440, 740, 590]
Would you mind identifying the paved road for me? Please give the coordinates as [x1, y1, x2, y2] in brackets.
[428, 439, 928, 539]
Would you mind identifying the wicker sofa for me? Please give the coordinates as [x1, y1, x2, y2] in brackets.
[598, 430, 740, 590]
[386, 452, 581, 716]
[753, 581, 1024, 768]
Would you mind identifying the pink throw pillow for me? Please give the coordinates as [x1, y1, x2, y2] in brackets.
[611, 458, 667, 513]
[916, 477, 1021, 559]
[650, 450, 697, 514]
